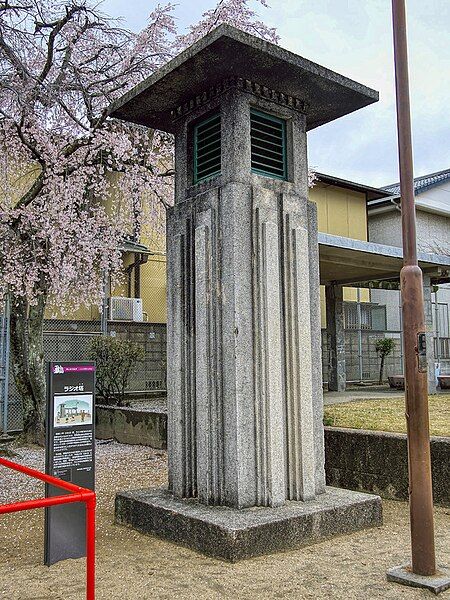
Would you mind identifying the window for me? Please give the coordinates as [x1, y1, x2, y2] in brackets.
[432, 302, 450, 337]
[250, 108, 287, 180]
[193, 113, 221, 183]
[344, 302, 387, 331]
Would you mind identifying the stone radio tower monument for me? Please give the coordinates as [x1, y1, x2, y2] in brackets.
[111, 25, 382, 560]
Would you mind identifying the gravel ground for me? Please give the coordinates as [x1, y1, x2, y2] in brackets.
[0, 442, 449, 600]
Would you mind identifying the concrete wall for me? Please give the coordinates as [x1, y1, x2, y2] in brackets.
[416, 211, 450, 254]
[108, 321, 167, 392]
[324, 427, 449, 506]
[368, 207, 450, 254]
[320, 328, 403, 383]
[96, 405, 167, 449]
[368, 209, 401, 248]
[94, 406, 450, 508]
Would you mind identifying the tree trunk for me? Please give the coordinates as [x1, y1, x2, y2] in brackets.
[10, 294, 47, 445]
[379, 355, 385, 385]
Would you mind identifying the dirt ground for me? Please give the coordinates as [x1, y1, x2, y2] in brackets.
[0, 442, 449, 600]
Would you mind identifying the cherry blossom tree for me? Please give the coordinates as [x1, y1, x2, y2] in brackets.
[0, 0, 278, 443]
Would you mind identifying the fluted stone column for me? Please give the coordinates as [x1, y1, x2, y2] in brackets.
[167, 80, 325, 508]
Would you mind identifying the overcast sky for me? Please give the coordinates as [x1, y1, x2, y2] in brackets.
[102, 0, 449, 188]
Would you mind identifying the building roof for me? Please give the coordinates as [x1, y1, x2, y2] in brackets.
[368, 167, 450, 217]
[109, 24, 378, 133]
[120, 240, 151, 255]
[382, 167, 450, 196]
[318, 233, 450, 286]
[315, 172, 391, 202]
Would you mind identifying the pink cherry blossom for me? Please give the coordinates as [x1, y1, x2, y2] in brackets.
[0, 0, 279, 312]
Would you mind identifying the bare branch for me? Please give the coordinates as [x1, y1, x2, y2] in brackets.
[37, 5, 86, 84]
[0, 3, 32, 15]
[0, 27, 30, 80]
[13, 119, 45, 167]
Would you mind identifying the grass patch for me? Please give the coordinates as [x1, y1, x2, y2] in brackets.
[324, 395, 450, 437]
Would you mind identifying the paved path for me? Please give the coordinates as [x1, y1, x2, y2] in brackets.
[324, 385, 450, 405]
[323, 387, 403, 405]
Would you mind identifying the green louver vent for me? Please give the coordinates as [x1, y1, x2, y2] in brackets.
[250, 109, 287, 180]
[194, 113, 221, 183]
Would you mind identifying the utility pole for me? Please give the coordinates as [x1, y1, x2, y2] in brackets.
[387, 1, 449, 592]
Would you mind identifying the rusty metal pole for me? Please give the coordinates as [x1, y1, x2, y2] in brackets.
[391, 0, 436, 576]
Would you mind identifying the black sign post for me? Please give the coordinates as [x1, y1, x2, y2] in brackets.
[45, 361, 95, 566]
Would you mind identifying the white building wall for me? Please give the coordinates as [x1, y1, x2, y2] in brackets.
[370, 288, 401, 330]
[417, 179, 450, 216]
[368, 207, 450, 254]
[416, 211, 450, 254]
[369, 181, 450, 376]
[368, 210, 402, 248]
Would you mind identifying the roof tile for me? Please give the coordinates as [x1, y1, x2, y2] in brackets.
[383, 168, 450, 196]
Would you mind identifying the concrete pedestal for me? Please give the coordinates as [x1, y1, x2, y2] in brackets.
[116, 486, 382, 562]
[387, 565, 450, 594]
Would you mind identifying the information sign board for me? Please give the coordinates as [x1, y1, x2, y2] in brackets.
[45, 362, 95, 566]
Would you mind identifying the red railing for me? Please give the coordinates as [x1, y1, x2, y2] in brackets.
[0, 456, 96, 600]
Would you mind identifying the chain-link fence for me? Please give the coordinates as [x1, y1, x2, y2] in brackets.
[0, 296, 11, 434]
[1, 316, 167, 434]
[1, 292, 445, 433]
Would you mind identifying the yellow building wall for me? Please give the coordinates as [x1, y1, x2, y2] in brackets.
[44, 178, 368, 329]
[46, 304, 100, 321]
[309, 182, 369, 328]
[138, 200, 167, 323]
[140, 255, 167, 323]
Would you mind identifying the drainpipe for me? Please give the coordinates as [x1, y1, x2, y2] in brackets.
[126, 252, 148, 298]
[389, 195, 402, 211]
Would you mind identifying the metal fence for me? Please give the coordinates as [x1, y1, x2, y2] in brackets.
[0, 297, 11, 434]
[2, 303, 447, 433]
[321, 328, 403, 384]
[1, 316, 167, 434]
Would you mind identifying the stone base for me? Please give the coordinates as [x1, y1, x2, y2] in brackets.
[387, 565, 450, 595]
[115, 486, 382, 561]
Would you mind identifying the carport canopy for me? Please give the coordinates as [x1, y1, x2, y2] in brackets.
[319, 233, 450, 288]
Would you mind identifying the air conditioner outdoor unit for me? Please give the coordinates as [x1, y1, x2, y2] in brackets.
[110, 297, 144, 322]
